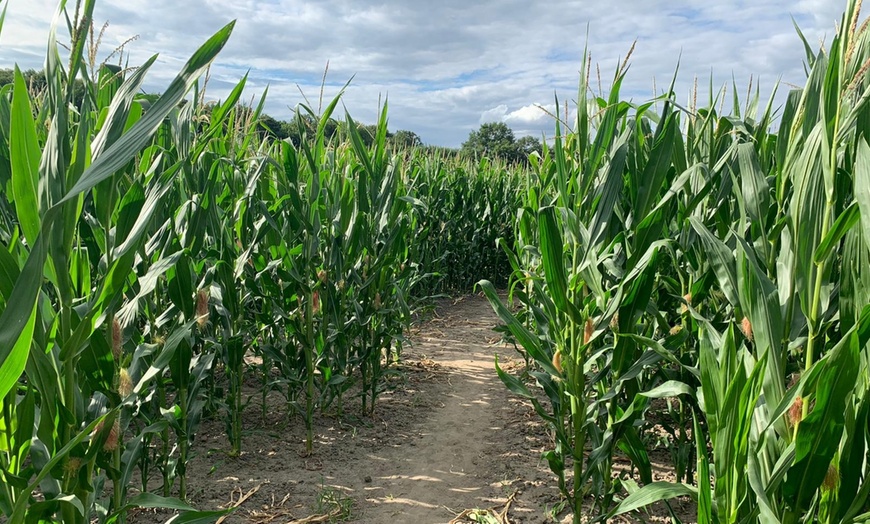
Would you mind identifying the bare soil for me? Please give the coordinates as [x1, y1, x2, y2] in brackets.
[129, 294, 694, 524]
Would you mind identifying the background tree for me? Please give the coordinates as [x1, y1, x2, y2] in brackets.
[390, 129, 423, 148]
[258, 113, 289, 140]
[516, 135, 543, 158]
[461, 121, 516, 160]
[461, 121, 541, 164]
[0, 68, 46, 92]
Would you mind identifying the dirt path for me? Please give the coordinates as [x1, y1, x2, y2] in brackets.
[357, 295, 534, 522]
[131, 294, 562, 524]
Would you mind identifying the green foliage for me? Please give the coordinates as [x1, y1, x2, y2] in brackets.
[481, 2, 870, 523]
[0, 3, 521, 522]
[391, 129, 422, 148]
[0, 1, 236, 520]
[1, 2, 869, 524]
[257, 113, 288, 140]
[516, 134, 543, 157]
[0, 67, 86, 105]
[461, 121, 541, 164]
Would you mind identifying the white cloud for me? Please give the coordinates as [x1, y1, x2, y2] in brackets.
[504, 104, 554, 126]
[480, 105, 508, 123]
[0, 0, 850, 146]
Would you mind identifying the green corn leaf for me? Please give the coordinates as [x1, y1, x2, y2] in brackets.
[747, 436, 781, 523]
[0, 244, 19, 302]
[639, 380, 695, 399]
[345, 112, 374, 182]
[623, 334, 698, 378]
[25, 495, 86, 520]
[478, 280, 557, 375]
[538, 206, 576, 319]
[783, 331, 860, 512]
[840, 82, 870, 138]
[838, 391, 870, 521]
[168, 253, 195, 320]
[694, 414, 713, 524]
[689, 218, 739, 307]
[800, 50, 827, 141]
[10, 67, 42, 245]
[698, 330, 722, 432]
[792, 17, 816, 69]
[78, 327, 114, 394]
[114, 181, 146, 252]
[0, 230, 48, 402]
[737, 142, 770, 229]
[495, 356, 557, 425]
[612, 481, 698, 516]
[60, 20, 235, 203]
[60, 180, 176, 361]
[613, 247, 660, 374]
[90, 55, 158, 159]
[211, 73, 248, 129]
[736, 236, 785, 407]
[776, 90, 802, 190]
[238, 85, 269, 156]
[551, 98, 569, 208]
[616, 424, 653, 485]
[856, 138, 870, 249]
[819, 35, 840, 169]
[135, 321, 195, 394]
[582, 77, 627, 196]
[0, 20, 234, 399]
[109, 493, 233, 523]
[813, 200, 859, 263]
[113, 160, 176, 259]
[789, 123, 826, 315]
[634, 106, 677, 221]
[11, 412, 113, 522]
[0, 300, 37, 403]
[764, 359, 825, 433]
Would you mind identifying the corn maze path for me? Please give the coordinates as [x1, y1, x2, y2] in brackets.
[128, 294, 692, 524]
[356, 294, 541, 523]
[130, 294, 561, 524]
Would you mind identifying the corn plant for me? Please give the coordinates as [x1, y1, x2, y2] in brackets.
[0, 1, 242, 521]
[613, 3, 870, 522]
[342, 108, 412, 414]
[482, 3, 870, 523]
[480, 56, 689, 519]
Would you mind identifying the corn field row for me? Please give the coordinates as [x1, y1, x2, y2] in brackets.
[1, 0, 870, 522]
[0, 2, 519, 522]
[480, 1, 870, 522]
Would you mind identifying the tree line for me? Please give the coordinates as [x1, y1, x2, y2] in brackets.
[257, 113, 541, 163]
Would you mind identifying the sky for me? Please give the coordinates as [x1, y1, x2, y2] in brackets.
[0, 0, 848, 147]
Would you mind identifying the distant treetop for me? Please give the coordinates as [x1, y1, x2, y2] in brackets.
[460, 121, 542, 164]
